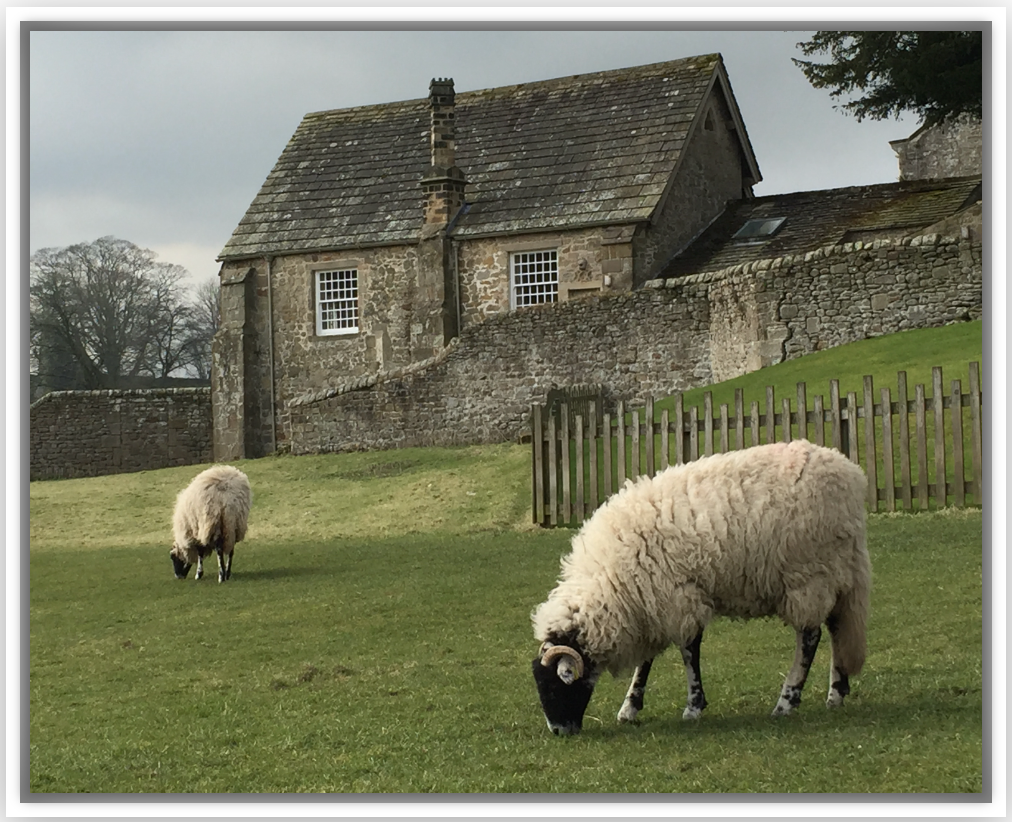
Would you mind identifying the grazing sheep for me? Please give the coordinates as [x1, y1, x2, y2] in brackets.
[531, 439, 871, 735]
[170, 465, 252, 583]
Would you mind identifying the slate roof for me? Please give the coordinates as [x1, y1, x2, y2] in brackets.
[659, 176, 982, 278]
[219, 54, 759, 260]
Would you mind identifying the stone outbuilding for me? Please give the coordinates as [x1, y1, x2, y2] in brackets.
[213, 54, 762, 459]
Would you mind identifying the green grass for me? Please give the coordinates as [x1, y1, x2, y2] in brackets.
[29, 444, 984, 794]
[669, 319, 984, 415]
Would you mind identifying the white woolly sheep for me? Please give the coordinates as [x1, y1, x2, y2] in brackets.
[170, 465, 252, 583]
[531, 439, 871, 735]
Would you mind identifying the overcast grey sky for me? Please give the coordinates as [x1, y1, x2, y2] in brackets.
[27, 26, 928, 290]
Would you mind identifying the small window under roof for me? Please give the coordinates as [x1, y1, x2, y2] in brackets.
[733, 216, 786, 240]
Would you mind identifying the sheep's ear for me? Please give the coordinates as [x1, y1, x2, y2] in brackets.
[556, 657, 581, 685]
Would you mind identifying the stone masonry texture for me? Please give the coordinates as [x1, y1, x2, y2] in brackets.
[30, 388, 212, 481]
[283, 233, 981, 454]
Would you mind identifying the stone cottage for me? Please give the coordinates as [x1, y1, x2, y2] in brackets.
[214, 54, 762, 459]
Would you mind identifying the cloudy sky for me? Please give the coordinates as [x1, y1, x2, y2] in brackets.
[25, 24, 934, 292]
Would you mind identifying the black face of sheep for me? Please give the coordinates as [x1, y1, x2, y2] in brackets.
[532, 640, 599, 735]
[170, 551, 192, 580]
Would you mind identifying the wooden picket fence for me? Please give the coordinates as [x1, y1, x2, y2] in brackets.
[531, 363, 983, 527]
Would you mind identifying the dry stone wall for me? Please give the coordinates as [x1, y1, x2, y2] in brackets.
[284, 232, 981, 454]
[30, 388, 212, 481]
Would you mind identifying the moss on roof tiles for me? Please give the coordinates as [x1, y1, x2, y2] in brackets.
[660, 177, 982, 277]
[219, 54, 737, 260]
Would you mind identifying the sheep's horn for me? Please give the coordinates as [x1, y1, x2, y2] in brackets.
[540, 644, 584, 679]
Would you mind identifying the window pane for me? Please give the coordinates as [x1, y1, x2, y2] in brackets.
[316, 269, 359, 334]
[511, 250, 558, 308]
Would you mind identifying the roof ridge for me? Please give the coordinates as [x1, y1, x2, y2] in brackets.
[302, 52, 721, 119]
[749, 175, 982, 204]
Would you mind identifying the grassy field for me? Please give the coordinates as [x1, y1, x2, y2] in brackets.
[29, 457, 984, 795]
[27, 323, 985, 795]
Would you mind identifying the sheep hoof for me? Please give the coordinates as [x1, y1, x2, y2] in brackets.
[771, 700, 794, 717]
[682, 706, 703, 720]
[826, 692, 844, 708]
[617, 703, 639, 723]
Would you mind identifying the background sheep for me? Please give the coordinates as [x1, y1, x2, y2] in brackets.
[531, 439, 871, 735]
[170, 465, 252, 583]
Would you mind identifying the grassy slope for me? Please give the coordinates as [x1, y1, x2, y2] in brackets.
[27, 323, 985, 794]
[666, 319, 983, 414]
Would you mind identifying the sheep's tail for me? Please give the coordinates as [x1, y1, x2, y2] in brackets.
[830, 532, 872, 676]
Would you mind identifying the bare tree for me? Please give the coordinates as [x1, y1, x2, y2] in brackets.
[182, 277, 221, 380]
[30, 236, 197, 389]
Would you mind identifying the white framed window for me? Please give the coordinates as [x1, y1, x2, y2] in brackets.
[315, 268, 359, 336]
[510, 249, 558, 309]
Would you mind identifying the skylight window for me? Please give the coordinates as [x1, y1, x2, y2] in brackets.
[733, 217, 786, 240]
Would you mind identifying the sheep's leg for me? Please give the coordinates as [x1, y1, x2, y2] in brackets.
[215, 546, 228, 583]
[772, 626, 821, 716]
[680, 632, 707, 720]
[617, 658, 653, 723]
[825, 614, 851, 707]
[195, 554, 204, 580]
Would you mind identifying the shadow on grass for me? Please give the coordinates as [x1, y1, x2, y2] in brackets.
[585, 691, 983, 741]
[229, 565, 329, 582]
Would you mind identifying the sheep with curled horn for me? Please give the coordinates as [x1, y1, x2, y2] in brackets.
[531, 440, 871, 736]
[170, 465, 252, 583]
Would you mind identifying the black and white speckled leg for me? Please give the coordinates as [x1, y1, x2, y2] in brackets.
[680, 632, 707, 719]
[617, 658, 653, 723]
[825, 615, 851, 707]
[772, 626, 821, 716]
[195, 554, 204, 580]
[216, 546, 228, 583]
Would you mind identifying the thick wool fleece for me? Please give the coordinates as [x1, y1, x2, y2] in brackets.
[171, 465, 252, 563]
[532, 440, 870, 675]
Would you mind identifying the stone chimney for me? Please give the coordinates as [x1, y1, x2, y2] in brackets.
[421, 78, 467, 229]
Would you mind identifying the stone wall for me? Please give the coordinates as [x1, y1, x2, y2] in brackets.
[32, 231, 981, 475]
[30, 388, 212, 481]
[633, 91, 751, 284]
[284, 232, 981, 454]
[892, 116, 982, 181]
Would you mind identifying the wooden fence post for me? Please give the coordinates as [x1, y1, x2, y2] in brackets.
[862, 376, 877, 509]
[645, 396, 655, 476]
[547, 414, 558, 526]
[914, 383, 929, 510]
[532, 404, 545, 525]
[796, 382, 808, 442]
[660, 408, 670, 472]
[734, 388, 745, 449]
[846, 391, 859, 463]
[603, 411, 613, 498]
[830, 380, 843, 453]
[674, 394, 686, 465]
[703, 392, 714, 457]
[951, 378, 965, 507]
[812, 394, 825, 447]
[880, 387, 895, 512]
[588, 404, 599, 513]
[560, 403, 571, 524]
[932, 367, 946, 507]
[616, 400, 626, 488]
[765, 385, 776, 444]
[897, 371, 912, 511]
